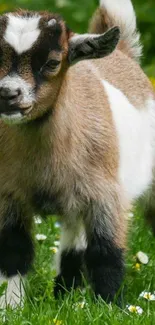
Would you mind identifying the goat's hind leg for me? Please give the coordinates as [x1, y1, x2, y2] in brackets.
[84, 199, 127, 304]
[0, 196, 34, 308]
[54, 221, 87, 298]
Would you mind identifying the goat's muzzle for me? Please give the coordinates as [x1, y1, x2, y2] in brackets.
[0, 86, 32, 118]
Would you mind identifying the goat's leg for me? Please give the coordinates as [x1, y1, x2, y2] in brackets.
[54, 222, 87, 297]
[0, 196, 34, 308]
[84, 199, 126, 303]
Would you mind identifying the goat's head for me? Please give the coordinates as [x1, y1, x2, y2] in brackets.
[0, 10, 120, 124]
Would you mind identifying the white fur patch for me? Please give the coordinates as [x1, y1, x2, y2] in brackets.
[0, 74, 34, 124]
[4, 14, 41, 54]
[100, 0, 136, 30]
[0, 74, 35, 106]
[55, 222, 87, 275]
[0, 274, 24, 308]
[102, 80, 155, 201]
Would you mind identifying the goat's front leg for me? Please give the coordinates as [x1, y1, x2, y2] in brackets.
[54, 221, 87, 297]
[84, 199, 126, 303]
[0, 196, 34, 308]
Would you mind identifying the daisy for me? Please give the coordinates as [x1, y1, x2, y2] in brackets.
[35, 234, 47, 241]
[54, 222, 61, 228]
[136, 251, 149, 265]
[34, 216, 42, 224]
[128, 212, 134, 218]
[139, 291, 155, 301]
[127, 305, 143, 314]
[54, 241, 60, 247]
[73, 300, 87, 310]
[49, 247, 58, 254]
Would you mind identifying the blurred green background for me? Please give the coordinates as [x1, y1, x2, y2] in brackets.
[0, 0, 155, 76]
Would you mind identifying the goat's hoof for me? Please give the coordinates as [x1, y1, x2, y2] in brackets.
[53, 273, 83, 298]
[54, 275, 67, 298]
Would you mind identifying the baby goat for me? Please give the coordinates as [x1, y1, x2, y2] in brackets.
[0, 0, 154, 307]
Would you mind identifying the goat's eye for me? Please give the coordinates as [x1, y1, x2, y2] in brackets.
[45, 60, 60, 70]
[41, 59, 61, 77]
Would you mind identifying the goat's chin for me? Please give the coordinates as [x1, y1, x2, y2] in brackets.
[0, 105, 36, 125]
[0, 112, 27, 125]
[0, 104, 52, 125]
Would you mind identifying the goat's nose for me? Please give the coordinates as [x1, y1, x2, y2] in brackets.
[0, 87, 21, 101]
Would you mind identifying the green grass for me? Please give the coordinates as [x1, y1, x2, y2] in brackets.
[0, 209, 155, 325]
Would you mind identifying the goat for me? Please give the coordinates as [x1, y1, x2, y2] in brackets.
[0, 0, 154, 307]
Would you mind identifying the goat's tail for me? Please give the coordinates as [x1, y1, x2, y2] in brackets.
[89, 0, 142, 62]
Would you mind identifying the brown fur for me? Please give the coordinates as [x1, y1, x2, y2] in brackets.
[0, 8, 154, 304]
[0, 9, 154, 250]
[0, 55, 130, 248]
[92, 51, 155, 107]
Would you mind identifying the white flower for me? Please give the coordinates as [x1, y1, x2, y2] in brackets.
[35, 234, 47, 241]
[73, 300, 87, 310]
[49, 247, 58, 254]
[34, 216, 42, 224]
[139, 291, 155, 301]
[127, 305, 143, 314]
[54, 222, 61, 228]
[136, 306, 143, 315]
[128, 212, 134, 218]
[136, 251, 149, 265]
[53, 241, 60, 247]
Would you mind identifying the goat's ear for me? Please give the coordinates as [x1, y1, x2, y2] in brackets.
[68, 26, 120, 65]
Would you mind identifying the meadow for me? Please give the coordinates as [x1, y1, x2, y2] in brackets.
[0, 207, 154, 325]
[0, 1, 155, 324]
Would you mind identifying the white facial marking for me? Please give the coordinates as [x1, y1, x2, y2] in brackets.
[0, 74, 34, 124]
[48, 19, 57, 27]
[102, 79, 155, 201]
[0, 74, 35, 106]
[4, 14, 41, 54]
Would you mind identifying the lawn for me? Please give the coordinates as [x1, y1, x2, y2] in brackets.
[0, 207, 154, 325]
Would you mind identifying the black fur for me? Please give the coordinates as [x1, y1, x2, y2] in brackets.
[68, 26, 120, 64]
[33, 189, 62, 216]
[54, 249, 84, 297]
[9, 51, 19, 74]
[0, 199, 34, 277]
[144, 206, 155, 236]
[85, 229, 124, 303]
[31, 22, 62, 90]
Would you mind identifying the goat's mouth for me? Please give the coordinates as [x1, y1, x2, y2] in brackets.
[0, 105, 33, 124]
[0, 105, 33, 117]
